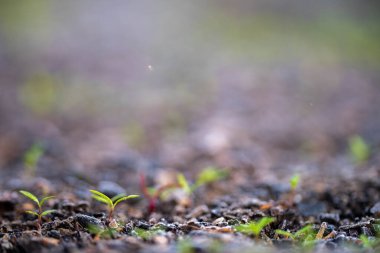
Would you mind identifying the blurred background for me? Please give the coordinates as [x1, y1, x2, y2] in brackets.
[0, 0, 379, 184]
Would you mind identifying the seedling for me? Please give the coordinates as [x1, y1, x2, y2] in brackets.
[276, 222, 336, 249]
[360, 235, 380, 249]
[19, 190, 55, 230]
[90, 190, 139, 222]
[276, 225, 315, 241]
[177, 167, 228, 194]
[289, 173, 300, 191]
[235, 217, 275, 238]
[284, 173, 301, 205]
[87, 224, 117, 240]
[139, 173, 179, 214]
[23, 142, 44, 177]
[349, 135, 370, 165]
[133, 227, 164, 240]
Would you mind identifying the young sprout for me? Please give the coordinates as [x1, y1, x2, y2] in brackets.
[177, 167, 228, 194]
[87, 224, 117, 240]
[235, 217, 275, 238]
[139, 173, 179, 215]
[276, 223, 336, 249]
[360, 235, 380, 249]
[276, 225, 315, 241]
[19, 190, 55, 230]
[285, 173, 300, 205]
[289, 173, 300, 191]
[23, 143, 44, 177]
[349, 135, 370, 165]
[90, 190, 139, 222]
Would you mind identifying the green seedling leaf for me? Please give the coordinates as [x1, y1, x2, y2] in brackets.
[290, 174, 300, 191]
[88, 224, 116, 239]
[40, 196, 55, 207]
[19, 190, 40, 206]
[349, 135, 370, 164]
[24, 143, 44, 169]
[275, 229, 295, 239]
[178, 239, 194, 253]
[25, 210, 39, 216]
[195, 167, 228, 187]
[90, 190, 113, 207]
[235, 217, 275, 237]
[113, 195, 139, 207]
[41, 209, 55, 216]
[111, 193, 127, 202]
[294, 225, 315, 239]
[92, 194, 110, 205]
[177, 173, 191, 194]
[133, 228, 160, 240]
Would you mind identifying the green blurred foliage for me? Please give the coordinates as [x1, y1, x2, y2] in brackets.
[348, 135, 371, 165]
[18, 72, 58, 116]
[202, 12, 380, 67]
[23, 142, 44, 177]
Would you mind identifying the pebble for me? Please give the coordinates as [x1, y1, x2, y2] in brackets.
[187, 205, 209, 218]
[98, 181, 126, 198]
[370, 202, 380, 217]
[74, 214, 104, 229]
[135, 220, 150, 230]
[212, 217, 226, 226]
[319, 213, 340, 224]
[298, 200, 326, 216]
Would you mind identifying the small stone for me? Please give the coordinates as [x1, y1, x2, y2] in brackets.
[74, 214, 104, 229]
[298, 201, 326, 216]
[187, 205, 209, 218]
[135, 220, 150, 230]
[109, 219, 119, 229]
[98, 181, 125, 198]
[319, 213, 340, 224]
[47, 230, 61, 239]
[212, 217, 226, 226]
[370, 202, 380, 217]
[0, 199, 15, 213]
[37, 237, 60, 247]
[153, 235, 169, 245]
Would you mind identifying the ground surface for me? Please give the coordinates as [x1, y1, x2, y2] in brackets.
[1, 1, 380, 252]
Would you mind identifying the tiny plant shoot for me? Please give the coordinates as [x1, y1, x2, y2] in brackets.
[349, 135, 370, 165]
[90, 190, 139, 222]
[290, 173, 300, 191]
[235, 217, 275, 238]
[139, 173, 179, 214]
[19, 190, 55, 230]
[177, 167, 228, 194]
[23, 142, 44, 177]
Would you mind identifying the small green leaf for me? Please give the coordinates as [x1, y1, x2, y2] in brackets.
[25, 210, 39, 216]
[195, 167, 227, 187]
[235, 217, 275, 237]
[91, 194, 111, 205]
[40, 196, 54, 207]
[113, 195, 139, 207]
[294, 225, 315, 239]
[19, 190, 40, 206]
[41, 209, 55, 216]
[23, 143, 44, 169]
[111, 193, 126, 203]
[177, 173, 191, 194]
[290, 174, 300, 191]
[275, 229, 295, 239]
[87, 224, 103, 235]
[90, 190, 113, 207]
[349, 135, 370, 164]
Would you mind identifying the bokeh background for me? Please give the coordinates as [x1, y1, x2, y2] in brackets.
[0, 0, 379, 183]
